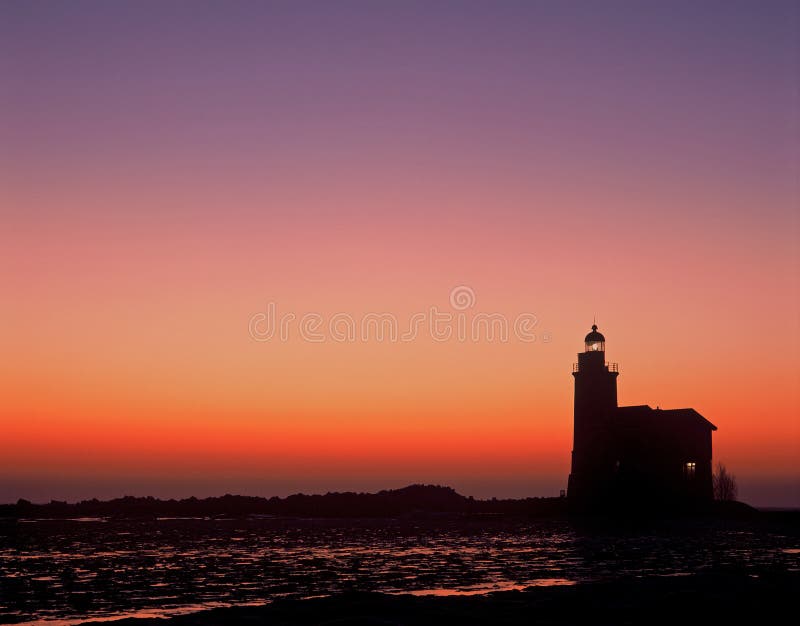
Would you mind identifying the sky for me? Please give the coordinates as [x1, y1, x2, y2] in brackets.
[1, 1, 798, 507]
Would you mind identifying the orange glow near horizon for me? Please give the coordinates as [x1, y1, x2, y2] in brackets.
[1, 2, 798, 507]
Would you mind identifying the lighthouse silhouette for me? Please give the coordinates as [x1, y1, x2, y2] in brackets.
[567, 324, 716, 510]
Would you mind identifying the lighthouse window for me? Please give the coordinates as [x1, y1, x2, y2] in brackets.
[684, 462, 696, 478]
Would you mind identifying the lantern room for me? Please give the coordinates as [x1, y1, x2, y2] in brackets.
[584, 324, 605, 352]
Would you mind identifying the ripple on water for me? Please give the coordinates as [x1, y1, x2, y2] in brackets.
[2, 518, 797, 624]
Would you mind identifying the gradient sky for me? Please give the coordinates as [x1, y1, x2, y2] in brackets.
[1, 1, 798, 507]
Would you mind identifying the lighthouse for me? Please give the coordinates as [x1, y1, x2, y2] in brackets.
[566, 323, 717, 510]
[567, 324, 619, 504]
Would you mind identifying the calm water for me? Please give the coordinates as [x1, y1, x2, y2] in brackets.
[1, 516, 798, 625]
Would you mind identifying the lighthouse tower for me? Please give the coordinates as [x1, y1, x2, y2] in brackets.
[567, 324, 619, 505]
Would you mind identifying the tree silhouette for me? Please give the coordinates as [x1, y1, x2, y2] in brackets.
[712, 462, 738, 501]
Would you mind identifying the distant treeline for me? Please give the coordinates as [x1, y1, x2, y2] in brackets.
[0, 485, 567, 519]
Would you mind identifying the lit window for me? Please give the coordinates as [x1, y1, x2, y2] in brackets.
[684, 462, 696, 478]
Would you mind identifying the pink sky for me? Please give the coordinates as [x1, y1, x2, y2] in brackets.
[1, 2, 797, 506]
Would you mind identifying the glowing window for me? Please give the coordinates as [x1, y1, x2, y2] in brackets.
[684, 462, 696, 478]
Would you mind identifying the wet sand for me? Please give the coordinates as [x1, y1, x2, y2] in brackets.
[80, 570, 798, 625]
[4, 511, 797, 625]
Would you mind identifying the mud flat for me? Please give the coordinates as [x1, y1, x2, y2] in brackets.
[80, 570, 799, 626]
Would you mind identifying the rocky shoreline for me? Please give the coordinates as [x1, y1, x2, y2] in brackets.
[78, 570, 799, 626]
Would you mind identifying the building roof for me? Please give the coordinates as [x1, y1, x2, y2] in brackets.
[615, 404, 717, 431]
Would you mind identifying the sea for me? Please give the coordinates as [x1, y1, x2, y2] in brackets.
[1, 515, 798, 625]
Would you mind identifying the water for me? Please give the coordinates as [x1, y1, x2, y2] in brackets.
[1, 516, 797, 625]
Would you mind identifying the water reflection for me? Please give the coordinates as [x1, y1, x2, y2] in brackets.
[0, 517, 797, 624]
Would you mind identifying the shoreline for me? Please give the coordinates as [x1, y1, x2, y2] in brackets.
[4, 511, 797, 625]
[69, 571, 798, 626]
